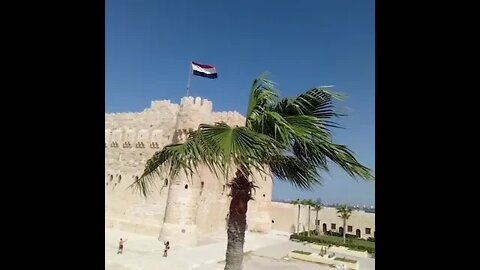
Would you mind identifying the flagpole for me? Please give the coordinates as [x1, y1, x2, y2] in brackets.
[186, 61, 192, 97]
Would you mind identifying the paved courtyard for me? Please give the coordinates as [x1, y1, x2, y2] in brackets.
[106, 228, 375, 270]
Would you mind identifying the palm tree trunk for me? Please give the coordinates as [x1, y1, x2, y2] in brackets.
[307, 206, 311, 237]
[297, 204, 300, 233]
[224, 171, 251, 270]
[315, 209, 319, 233]
[343, 219, 346, 244]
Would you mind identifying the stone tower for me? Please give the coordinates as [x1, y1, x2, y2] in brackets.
[159, 97, 214, 246]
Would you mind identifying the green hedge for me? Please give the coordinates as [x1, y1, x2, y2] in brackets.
[324, 231, 358, 239]
[367, 237, 375, 242]
[346, 233, 358, 239]
[289, 234, 375, 254]
[325, 231, 342, 237]
[301, 230, 358, 239]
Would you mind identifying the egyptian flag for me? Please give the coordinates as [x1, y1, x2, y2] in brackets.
[192, 61, 218, 79]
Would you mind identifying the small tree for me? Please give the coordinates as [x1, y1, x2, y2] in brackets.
[292, 199, 301, 233]
[336, 204, 352, 243]
[314, 203, 322, 233]
[302, 199, 317, 236]
[292, 199, 316, 236]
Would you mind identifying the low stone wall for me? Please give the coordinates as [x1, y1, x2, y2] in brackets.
[310, 243, 370, 258]
[287, 250, 359, 270]
[105, 217, 162, 235]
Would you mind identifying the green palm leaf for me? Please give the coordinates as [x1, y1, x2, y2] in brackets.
[337, 204, 352, 219]
[269, 156, 321, 190]
[131, 122, 283, 196]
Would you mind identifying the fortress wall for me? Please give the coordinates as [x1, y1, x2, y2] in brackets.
[246, 171, 273, 232]
[194, 169, 230, 237]
[270, 202, 298, 233]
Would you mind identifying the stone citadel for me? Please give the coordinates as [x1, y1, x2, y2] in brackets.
[105, 97, 374, 246]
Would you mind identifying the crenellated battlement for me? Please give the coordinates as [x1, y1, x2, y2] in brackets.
[106, 98, 249, 150]
[212, 111, 246, 127]
[175, 96, 213, 131]
[180, 96, 213, 109]
[151, 99, 173, 108]
[148, 99, 180, 112]
[105, 112, 142, 118]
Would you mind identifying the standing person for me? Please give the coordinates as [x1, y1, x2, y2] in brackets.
[117, 238, 127, 254]
[163, 241, 170, 257]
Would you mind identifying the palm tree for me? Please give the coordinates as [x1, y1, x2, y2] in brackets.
[337, 204, 352, 243]
[292, 199, 301, 233]
[314, 203, 322, 233]
[301, 199, 316, 237]
[306, 201, 311, 236]
[131, 74, 374, 270]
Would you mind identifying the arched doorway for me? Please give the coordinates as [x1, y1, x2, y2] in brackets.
[339, 227, 344, 235]
[322, 223, 327, 232]
[356, 229, 361, 238]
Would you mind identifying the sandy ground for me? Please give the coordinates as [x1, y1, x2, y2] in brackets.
[106, 228, 375, 270]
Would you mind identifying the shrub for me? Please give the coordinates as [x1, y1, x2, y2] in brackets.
[324, 231, 358, 238]
[367, 237, 375, 242]
[325, 231, 343, 237]
[289, 233, 375, 254]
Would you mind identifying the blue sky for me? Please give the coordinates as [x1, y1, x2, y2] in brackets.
[106, 0, 375, 206]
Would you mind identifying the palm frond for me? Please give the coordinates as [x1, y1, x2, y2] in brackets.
[292, 140, 329, 172]
[274, 88, 345, 129]
[131, 122, 283, 197]
[199, 122, 283, 176]
[249, 110, 331, 152]
[316, 142, 374, 180]
[269, 156, 322, 190]
[337, 204, 352, 219]
[246, 73, 279, 127]
[129, 141, 202, 197]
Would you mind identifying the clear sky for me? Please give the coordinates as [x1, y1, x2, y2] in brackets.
[106, 0, 375, 206]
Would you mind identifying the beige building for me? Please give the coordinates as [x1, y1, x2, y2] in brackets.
[105, 97, 374, 246]
[270, 202, 375, 239]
